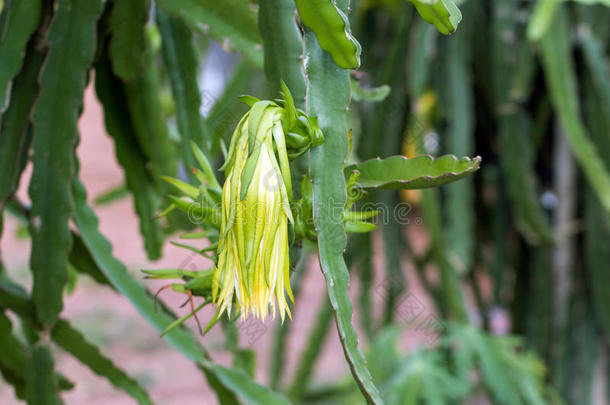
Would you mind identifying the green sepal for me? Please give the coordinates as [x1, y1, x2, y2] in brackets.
[223, 132, 249, 240]
[154, 203, 177, 219]
[267, 150, 294, 224]
[161, 301, 207, 337]
[203, 309, 223, 334]
[141, 268, 202, 279]
[343, 210, 379, 222]
[179, 230, 215, 239]
[247, 100, 275, 154]
[307, 116, 324, 146]
[169, 241, 215, 261]
[238, 95, 260, 107]
[184, 269, 214, 291]
[272, 122, 293, 200]
[280, 80, 297, 129]
[190, 167, 208, 186]
[285, 132, 310, 149]
[167, 195, 221, 228]
[190, 141, 221, 189]
[344, 221, 377, 234]
[219, 111, 249, 172]
[239, 142, 264, 201]
[162, 176, 200, 199]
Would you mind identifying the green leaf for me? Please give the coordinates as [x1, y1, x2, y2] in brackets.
[346, 155, 481, 190]
[369, 338, 467, 405]
[233, 349, 256, 379]
[259, 0, 307, 103]
[528, 0, 610, 41]
[156, 0, 263, 68]
[0, 278, 34, 319]
[205, 363, 290, 405]
[0, 364, 25, 399]
[442, 324, 551, 405]
[124, 37, 178, 190]
[109, 0, 151, 80]
[366, 327, 401, 384]
[269, 247, 311, 390]
[582, 31, 610, 343]
[350, 79, 391, 102]
[289, 300, 334, 400]
[190, 142, 221, 190]
[198, 367, 241, 405]
[0, 309, 74, 399]
[0, 310, 29, 399]
[377, 199, 405, 326]
[28, 0, 103, 326]
[71, 176, 206, 355]
[68, 232, 114, 288]
[498, 115, 554, 245]
[305, 2, 383, 401]
[585, 190, 610, 342]
[25, 345, 61, 405]
[71, 177, 289, 405]
[527, 0, 559, 41]
[539, 5, 610, 213]
[0, 44, 44, 212]
[407, 21, 437, 99]
[408, 0, 462, 35]
[492, 1, 554, 246]
[95, 52, 164, 260]
[443, 19, 476, 275]
[355, 235, 374, 340]
[296, 0, 361, 69]
[0, 211, 4, 278]
[51, 319, 153, 405]
[572, 0, 610, 4]
[0, 0, 41, 114]
[420, 187, 469, 321]
[580, 26, 610, 130]
[157, 9, 208, 179]
[527, 0, 610, 41]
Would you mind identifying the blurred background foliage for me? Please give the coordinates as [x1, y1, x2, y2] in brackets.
[0, 0, 609, 404]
